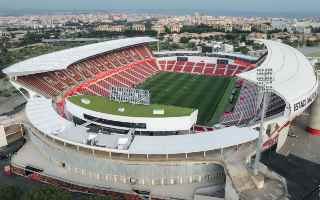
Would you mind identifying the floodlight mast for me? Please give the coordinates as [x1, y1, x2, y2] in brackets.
[253, 68, 273, 176]
[157, 31, 160, 52]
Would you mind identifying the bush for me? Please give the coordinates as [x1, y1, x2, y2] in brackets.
[0, 185, 22, 200]
[21, 186, 72, 200]
[79, 195, 112, 200]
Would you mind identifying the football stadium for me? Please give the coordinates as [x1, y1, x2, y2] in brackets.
[1, 37, 318, 199]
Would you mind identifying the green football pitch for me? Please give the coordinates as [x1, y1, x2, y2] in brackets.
[138, 72, 236, 126]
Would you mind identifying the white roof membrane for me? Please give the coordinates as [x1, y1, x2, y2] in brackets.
[238, 40, 318, 114]
[3, 37, 157, 76]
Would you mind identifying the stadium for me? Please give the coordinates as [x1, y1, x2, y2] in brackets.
[1, 37, 318, 199]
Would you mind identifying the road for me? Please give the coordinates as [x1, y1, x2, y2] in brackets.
[261, 113, 320, 200]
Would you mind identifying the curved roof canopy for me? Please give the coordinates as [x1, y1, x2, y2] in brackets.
[2, 37, 157, 76]
[238, 40, 318, 115]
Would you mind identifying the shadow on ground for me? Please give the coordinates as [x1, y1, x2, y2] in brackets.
[262, 146, 320, 200]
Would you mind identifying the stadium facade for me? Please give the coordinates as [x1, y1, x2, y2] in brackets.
[2, 37, 318, 199]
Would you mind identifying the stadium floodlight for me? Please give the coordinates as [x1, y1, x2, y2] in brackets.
[253, 68, 274, 176]
[110, 86, 150, 105]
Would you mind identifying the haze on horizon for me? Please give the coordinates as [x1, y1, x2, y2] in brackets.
[1, 0, 320, 14]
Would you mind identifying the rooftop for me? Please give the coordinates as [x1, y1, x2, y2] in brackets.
[68, 95, 195, 118]
[2, 37, 158, 76]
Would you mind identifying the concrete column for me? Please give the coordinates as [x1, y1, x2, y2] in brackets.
[225, 175, 239, 200]
[307, 90, 320, 136]
[0, 126, 8, 148]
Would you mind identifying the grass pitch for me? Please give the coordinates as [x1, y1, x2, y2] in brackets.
[139, 72, 235, 125]
[68, 95, 194, 118]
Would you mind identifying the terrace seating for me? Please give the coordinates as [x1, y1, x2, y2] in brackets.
[71, 63, 95, 79]
[88, 84, 109, 96]
[69, 59, 159, 98]
[225, 65, 238, 76]
[158, 60, 167, 70]
[77, 88, 97, 96]
[159, 60, 255, 77]
[16, 45, 156, 98]
[194, 126, 206, 133]
[96, 80, 112, 93]
[17, 76, 59, 97]
[181, 62, 195, 73]
[193, 125, 215, 133]
[134, 46, 153, 59]
[220, 82, 259, 126]
[52, 71, 76, 86]
[145, 59, 159, 71]
[36, 73, 68, 92]
[265, 94, 286, 118]
[234, 58, 254, 67]
[192, 66, 204, 73]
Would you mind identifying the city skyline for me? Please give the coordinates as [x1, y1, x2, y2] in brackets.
[0, 0, 320, 17]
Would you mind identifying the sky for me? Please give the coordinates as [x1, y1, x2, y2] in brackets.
[0, 0, 320, 15]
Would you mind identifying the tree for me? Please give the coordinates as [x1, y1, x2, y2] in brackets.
[181, 25, 219, 33]
[187, 42, 196, 49]
[79, 195, 112, 200]
[21, 186, 72, 200]
[235, 46, 250, 55]
[164, 26, 171, 34]
[306, 40, 318, 47]
[0, 185, 22, 200]
[252, 43, 264, 50]
[21, 31, 44, 45]
[0, 37, 13, 70]
[179, 37, 190, 44]
[240, 34, 247, 43]
[169, 43, 180, 50]
[225, 33, 238, 41]
[267, 33, 272, 40]
[0, 37, 8, 54]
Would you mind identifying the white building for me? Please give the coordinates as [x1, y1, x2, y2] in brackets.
[168, 23, 181, 33]
[151, 24, 165, 34]
[131, 24, 146, 32]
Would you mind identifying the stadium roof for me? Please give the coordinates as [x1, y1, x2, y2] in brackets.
[2, 37, 157, 76]
[26, 97, 74, 135]
[26, 97, 258, 154]
[238, 40, 318, 111]
[129, 126, 258, 154]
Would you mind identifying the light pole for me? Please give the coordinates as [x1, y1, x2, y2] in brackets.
[157, 31, 160, 52]
[253, 68, 273, 176]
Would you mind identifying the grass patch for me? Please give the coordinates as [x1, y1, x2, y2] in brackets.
[139, 72, 235, 125]
[68, 95, 195, 118]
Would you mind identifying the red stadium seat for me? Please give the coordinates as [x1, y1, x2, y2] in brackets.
[203, 67, 214, 76]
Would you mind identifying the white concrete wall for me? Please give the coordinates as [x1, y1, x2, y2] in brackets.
[194, 195, 223, 200]
[224, 175, 239, 200]
[276, 125, 289, 152]
[308, 93, 320, 131]
[66, 99, 198, 132]
[0, 126, 8, 148]
[26, 129, 225, 199]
